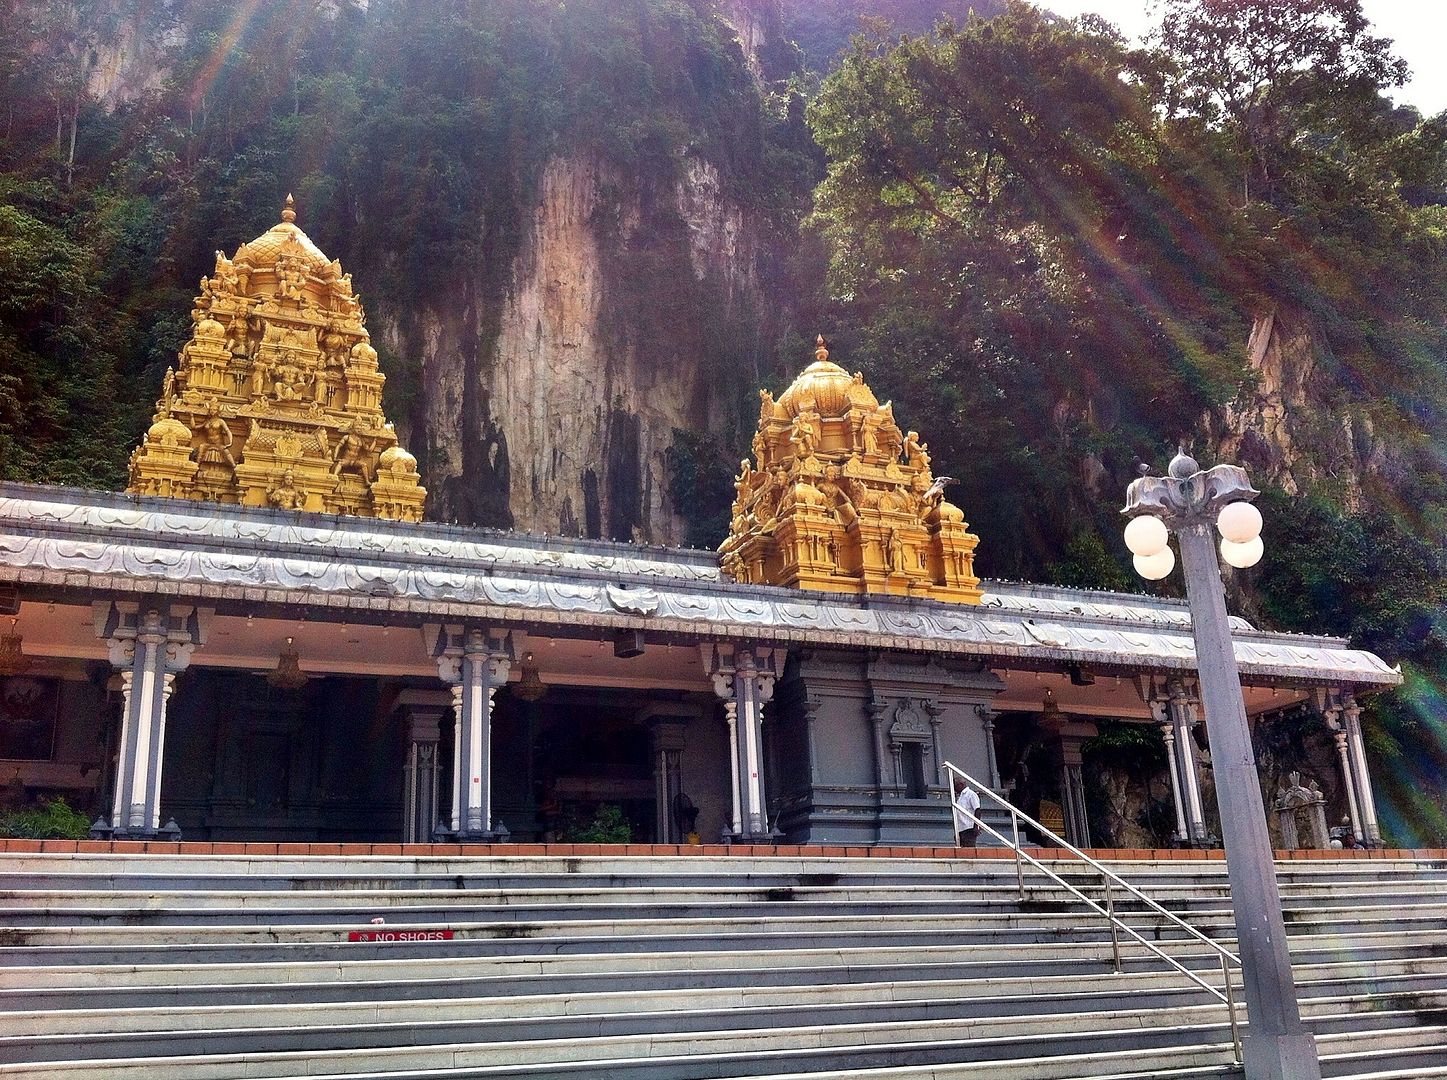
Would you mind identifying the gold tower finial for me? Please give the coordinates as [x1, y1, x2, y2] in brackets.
[815, 334, 828, 363]
[282, 193, 296, 223]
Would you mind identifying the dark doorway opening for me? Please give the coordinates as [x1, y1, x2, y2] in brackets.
[162, 669, 399, 841]
[524, 687, 655, 843]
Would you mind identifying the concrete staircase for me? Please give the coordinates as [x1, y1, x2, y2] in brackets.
[1, 853, 1446, 1079]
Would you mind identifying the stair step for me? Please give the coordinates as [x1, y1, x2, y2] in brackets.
[5, 853, 1446, 1079]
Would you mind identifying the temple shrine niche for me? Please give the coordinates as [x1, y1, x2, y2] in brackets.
[127, 196, 426, 521]
[718, 337, 982, 603]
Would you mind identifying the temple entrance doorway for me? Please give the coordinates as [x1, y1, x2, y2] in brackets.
[532, 689, 655, 842]
[477, 684, 725, 844]
[161, 669, 404, 841]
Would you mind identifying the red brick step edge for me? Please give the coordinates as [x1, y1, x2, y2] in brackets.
[2, 840, 1444, 860]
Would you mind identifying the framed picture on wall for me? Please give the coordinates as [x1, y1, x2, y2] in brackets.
[0, 677, 59, 761]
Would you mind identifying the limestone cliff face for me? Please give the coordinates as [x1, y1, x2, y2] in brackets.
[1209, 307, 1394, 509]
[715, 0, 775, 79]
[85, 9, 175, 109]
[391, 153, 762, 544]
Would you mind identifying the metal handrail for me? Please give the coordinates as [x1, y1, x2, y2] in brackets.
[943, 760, 1242, 1063]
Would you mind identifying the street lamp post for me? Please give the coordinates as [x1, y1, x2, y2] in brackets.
[1123, 449, 1320, 1080]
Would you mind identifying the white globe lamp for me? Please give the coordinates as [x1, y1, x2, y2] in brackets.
[1124, 515, 1169, 557]
[1133, 546, 1175, 580]
[1220, 535, 1264, 569]
[1216, 501, 1263, 545]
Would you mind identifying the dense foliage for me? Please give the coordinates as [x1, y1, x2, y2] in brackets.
[0, 797, 92, 840]
[2, 0, 1445, 840]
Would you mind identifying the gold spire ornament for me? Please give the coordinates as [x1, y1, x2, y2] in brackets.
[718, 336, 982, 604]
[126, 195, 426, 521]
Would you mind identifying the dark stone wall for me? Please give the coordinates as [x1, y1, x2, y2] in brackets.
[767, 649, 1004, 844]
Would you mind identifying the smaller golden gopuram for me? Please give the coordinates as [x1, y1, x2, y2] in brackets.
[718, 337, 982, 604]
[127, 195, 426, 521]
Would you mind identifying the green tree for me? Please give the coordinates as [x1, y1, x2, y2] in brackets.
[1156, 0, 1408, 203]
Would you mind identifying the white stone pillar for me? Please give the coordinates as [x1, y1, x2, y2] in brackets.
[431, 624, 515, 841]
[701, 642, 782, 841]
[723, 699, 743, 835]
[1327, 725, 1365, 845]
[1166, 679, 1211, 846]
[1157, 714, 1191, 843]
[93, 603, 205, 839]
[1343, 696, 1383, 847]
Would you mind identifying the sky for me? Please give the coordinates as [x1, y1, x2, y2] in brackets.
[1045, 0, 1447, 116]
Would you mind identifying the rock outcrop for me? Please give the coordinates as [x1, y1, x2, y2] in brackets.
[392, 153, 765, 543]
[1209, 307, 1395, 510]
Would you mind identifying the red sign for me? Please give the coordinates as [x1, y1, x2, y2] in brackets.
[347, 929, 454, 942]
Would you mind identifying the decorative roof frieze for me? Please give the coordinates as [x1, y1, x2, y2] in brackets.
[0, 485, 1400, 689]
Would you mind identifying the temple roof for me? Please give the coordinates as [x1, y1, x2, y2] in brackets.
[0, 483, 1401, 690]
[236, 195, 332, 270]
[776, 347, 878, 417]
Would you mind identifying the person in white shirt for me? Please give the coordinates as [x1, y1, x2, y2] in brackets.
[952, 777, 981, 846]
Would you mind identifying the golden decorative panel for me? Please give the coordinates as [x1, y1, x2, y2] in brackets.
[718, 337, 981, 604]
[127, 196, 426, 521]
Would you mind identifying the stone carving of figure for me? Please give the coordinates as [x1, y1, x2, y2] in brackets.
[734, 458, 753, 506]
[885, 529, 908, 574]
[267, 468, 306, 510]
[270, 355, 311, 401]
[903, 430, 930, 470]
[195, 404, 236, 470]
[228, 318, 251, 362]
[276, 257, 308, 302]
[861, 416, 880, 457]
[722, 550, 748, 583]
[818, 466, 858, 527]
[791, 413, 818, 461]
[322, 328, 348, 367]
[751, 429, 766, 466]
[250, 352, 273, 399]
[213, 251, 239, 294]
[331, 421, 375, 483]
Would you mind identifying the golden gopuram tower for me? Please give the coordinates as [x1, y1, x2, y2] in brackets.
[718, 337, 982, 604]
[127, 196, 426, 521]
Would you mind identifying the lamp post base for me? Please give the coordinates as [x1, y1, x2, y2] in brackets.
[1243, 1032, 1323, 1080]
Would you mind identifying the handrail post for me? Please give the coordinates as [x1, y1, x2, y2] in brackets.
[1010, 808, 1025, 900]
[1104, 871, 1121, 972]
[1222, 953, 1242, 1064]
